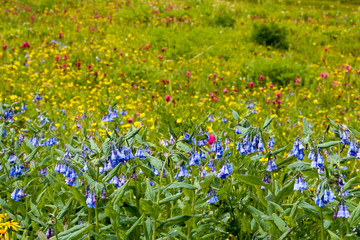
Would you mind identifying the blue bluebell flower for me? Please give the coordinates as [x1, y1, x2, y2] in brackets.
[294, 176, 307, 192]
[217, 163, 232, 179]
[268, 137, 275, 150]
[336, 202, 350, 218]
[222, 117, 227, 123]
[207, 188, 218, 204]
[289, 139, 305, 160]
[86, 192, 96, 208]
[235, 126, 241, 134]
[208, 115, 215, 122]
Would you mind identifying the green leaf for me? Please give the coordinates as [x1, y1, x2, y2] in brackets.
[24, 148, 39, 162]
[349, 205, 360, 226]
[343, 177, 360, 192]
[278, 227, 294, 240]
[274, 179, 295, 203]
[144, 152, 163, 172]
[272, 213, 289, 232]
[111, 180, 130, 204]
[89, 138, 100, 154]
[163, 182, 197, 192]
[125, 214, 144, 237]
[103, 163, 122, 183]
[318, 141, 340, 148]
[159, 193, 183, 204]
[57, 197, 74, 219]
[176, 141, 191, 153]
[36, 230, 48, 240]
[158, 215, 200, 229]
[287, 161, 311, 171]
[169, 124, 177, 139]
[58, 223, 92, 240]
[125, 127, 142, 140]
[262, 116, 275, 130]
[327, 230, 341, 240]
[303, 118, 313, 136]
[326, 117, 338, 128]
[234, 174, 270, 188]
[298, 201, 319, 217]
[231, 109, 240, 121]
[102, 138, 111, 157]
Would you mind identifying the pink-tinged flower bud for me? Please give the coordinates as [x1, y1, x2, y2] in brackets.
[249, 82, 254, 88]
[165, 95, 171, 102]
[259, 75, 264, 81]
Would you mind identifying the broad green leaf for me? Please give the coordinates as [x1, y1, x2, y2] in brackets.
[272, 213, 289, 232]
[163, 182, 197, 192]
[318, 141, 340, 148]
[234, 174, 270, 188]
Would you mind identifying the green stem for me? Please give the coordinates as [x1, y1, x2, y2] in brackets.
[88, 209, 91, 240]
[320, 207, 325, 240]
[95, 204, 99, 234]
[153, 148, 171, 240]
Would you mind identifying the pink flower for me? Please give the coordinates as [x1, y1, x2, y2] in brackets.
[56, 56, 60, 62]
[165, 95, 171, 102]
[208, 134, 215, 144]
[210, 92, 214, 98]
[64, 54, 68, 60]
[128, 118, 133, 123]
[161, 48, 165, 52]
[249, 82, 254, 88]
[158, 55, 162, 59]
[269, 84, 274, 88]
[276, 92, 281, 99]
[266, 99, 270, 104]
[2, 45, 7, 50]
[324, 47, 328, 51]
[332, 81, 338, 86]
[186, 71, 191, 77]
[223, 88, 228, 93]
[295, 77, 301, 83]
[77, 61, 81, 69]
[259, 75, 264, 81]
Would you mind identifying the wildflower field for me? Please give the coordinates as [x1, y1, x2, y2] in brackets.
[0, 0, 360, 239]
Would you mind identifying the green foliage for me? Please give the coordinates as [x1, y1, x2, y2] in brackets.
[252, 22, 289, 49]
[245, 56, 308, 86]
[214, 13, 236, 27]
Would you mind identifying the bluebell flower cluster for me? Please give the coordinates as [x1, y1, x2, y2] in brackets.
[102, 107, 119, 122]
[86, 189, 96, 208]
[268, 137, 275, 150]
[207, 188, 218, 204]
[10, 163, 25, 177]
[309, 150, 324, 169]
[11, 188, 26, 201]
[339, 127, 350, 145]
[315, 185, 335, 207]
[109, 176, 127, 187]
[175, 165, 189, 179]
[289, 139, 305, 160]
[211, 141, 225, 159]
[294, 175, 307, 192]
[2, 107, 14, 122]
[266, 156, 277, 172]
[347, 140, 359, 158]
[334, 202, 350, 219]
[237, 133, 264, 155]
[262, 173, 272, 189]
[217, 163, 232, 179]
[55, 161, 78, 186]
